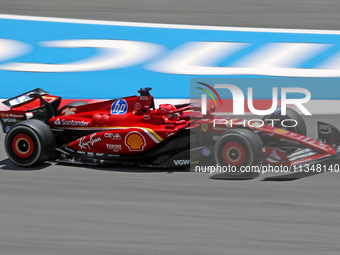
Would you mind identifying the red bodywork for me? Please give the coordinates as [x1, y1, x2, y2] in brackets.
[46, 94, 194, 155]
[0, 88, 338, 168]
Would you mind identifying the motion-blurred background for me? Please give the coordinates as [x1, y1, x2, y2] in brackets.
[1, 1, 340, 255]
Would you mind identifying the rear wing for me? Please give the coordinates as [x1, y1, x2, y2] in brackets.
[2, 88, 48, 109]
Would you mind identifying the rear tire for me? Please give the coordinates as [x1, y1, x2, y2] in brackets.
[214, 128, 263, 179]
[5, 120, 55, 167]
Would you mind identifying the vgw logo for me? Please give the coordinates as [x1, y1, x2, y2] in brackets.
[173, 159, 190, 166]
[111, 99, 128, 115]
[198, 82, 312, 116]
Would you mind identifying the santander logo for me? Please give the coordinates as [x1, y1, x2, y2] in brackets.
[54, 118, 61, 125]
[53, 118, 89, 126]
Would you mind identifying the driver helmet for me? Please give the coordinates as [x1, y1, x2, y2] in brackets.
[158, 104, 176, 114]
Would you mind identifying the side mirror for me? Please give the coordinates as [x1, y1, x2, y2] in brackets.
[138, 87, 152, 96]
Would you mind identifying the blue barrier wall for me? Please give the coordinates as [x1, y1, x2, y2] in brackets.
[1, 15, 340, 99]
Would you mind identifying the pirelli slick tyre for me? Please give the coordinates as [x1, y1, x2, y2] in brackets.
[263, 108, 307, 136]
[5, 120, 55, 167]
[214, 128, 263, 179]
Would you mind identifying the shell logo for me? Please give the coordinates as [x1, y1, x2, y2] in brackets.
[274, 128, 288, 134]
[125, 131, 146, 151]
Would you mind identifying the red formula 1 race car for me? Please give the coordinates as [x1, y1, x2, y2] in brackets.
[0, 87, 339, 178]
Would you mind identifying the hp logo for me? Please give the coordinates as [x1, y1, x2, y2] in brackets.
[111, 99, 128, 115]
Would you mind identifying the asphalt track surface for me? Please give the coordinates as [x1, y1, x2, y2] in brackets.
[2, 1, 340, 255]
[1, 0, 340, 30]
[1, 115, 340, 255]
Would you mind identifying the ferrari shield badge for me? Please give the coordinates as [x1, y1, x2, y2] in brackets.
[201, 123, 208, 132]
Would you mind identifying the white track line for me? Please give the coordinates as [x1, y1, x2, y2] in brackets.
[1, 14, 340, 34]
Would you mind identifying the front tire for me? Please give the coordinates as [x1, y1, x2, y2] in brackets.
[214, 128, 263, 179]
[263, 108, 307, 136]
[5, 120, 55, 167]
